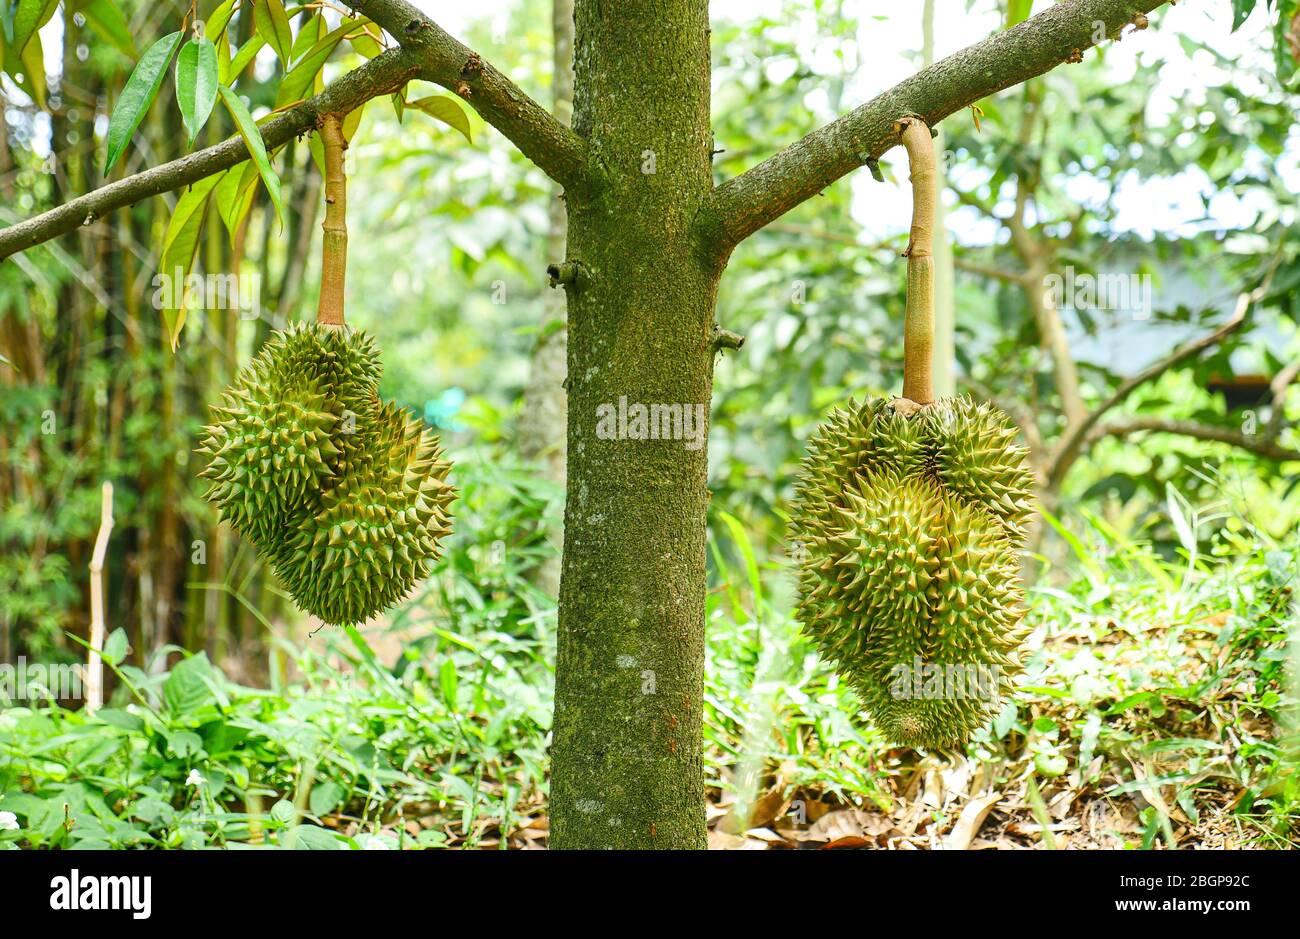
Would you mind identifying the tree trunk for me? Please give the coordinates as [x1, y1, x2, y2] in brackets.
[550, 0, 718, 849]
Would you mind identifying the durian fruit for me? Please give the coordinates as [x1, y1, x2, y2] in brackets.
[790, 116, 1036, 750]
[791, 395, 1035, 749]
[269, 398, 454, 625]
[197, 322, 455, 626]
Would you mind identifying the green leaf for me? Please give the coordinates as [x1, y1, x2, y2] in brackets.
[275, 18, 367, 108]
[270, 799, 296, 825]
[176, 38, 219, 146]
[81, 0, 137, 58]
[10, 0, 57, 57]
[342, 100, 364, 142]
[1006, 0, 1032, 28]
[408, 95, 474, 143]
[157, 173, 223, 349]
[1165, 482, 1197, 555]
[205, 0, 239, 43]
[101, 627, 128, 666]
[309, 780, 344, 817]
[225, 34, 265, 85]
[104, 30, 185, 174]
[1230, 0, 1254, 32]
[350, 27, 381, 59]
[215, 163, 260, 246]
[254, 0, 293, 65]
[162, 652, 219, 718]
[281, 824, 343, 850]
[17, 24, 43, 108]
[218, 84, 284, 227]
[290, 12, 325, 63]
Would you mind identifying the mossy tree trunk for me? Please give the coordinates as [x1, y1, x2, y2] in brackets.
[550, 0, 720, 850]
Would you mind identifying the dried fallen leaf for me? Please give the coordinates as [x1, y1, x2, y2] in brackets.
[944, 792, 1004, 850]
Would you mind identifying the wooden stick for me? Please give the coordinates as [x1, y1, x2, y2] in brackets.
[86, 481, 114, 714]
[897, 117, 936, 406]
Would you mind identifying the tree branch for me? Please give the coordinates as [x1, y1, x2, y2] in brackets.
[953, 256, 1031, 285]
[1045, 253, 1283, 488]
[1266, 356, 1300, 440]
[695, 0, 1166, 254]
[351, 0, 589, 190]
[1091, 418, 1300, 463]
[0, 48, 423, 261]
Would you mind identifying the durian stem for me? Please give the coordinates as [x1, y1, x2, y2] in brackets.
[317, 113, 348, 328]
[897, 117, 935, 406]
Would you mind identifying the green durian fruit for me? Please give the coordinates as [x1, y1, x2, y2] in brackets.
[791, 394, 1036, 749]
[198, 322, 455, 626]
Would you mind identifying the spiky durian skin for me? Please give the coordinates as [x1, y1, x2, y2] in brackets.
[197, 323, 455, 626]
[792, 395, 1036, 750]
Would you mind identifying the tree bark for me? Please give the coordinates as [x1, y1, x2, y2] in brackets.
[550, 0, 717, 849]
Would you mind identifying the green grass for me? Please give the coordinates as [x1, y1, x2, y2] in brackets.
[1, 480, 1296, 849]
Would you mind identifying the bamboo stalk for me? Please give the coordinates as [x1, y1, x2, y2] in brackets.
[897, 117, 936, 406]
[86, 481, 114, 714]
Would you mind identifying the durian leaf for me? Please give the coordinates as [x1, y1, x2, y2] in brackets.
[158, 173, 223, 350]
[204, 0, 239, 43]
[408, 95, 474, 144]
[289, 11, 324, 63]
[16, 23, 42, 109]
[1005, 0, 1032, 28]
[224, 33, 265, 85]
[307, 129, 325, 176]
[218, 84, 284, 228]
[104, 30, 185, 174]
[253, 0, 293, 65]
[9, 0, 57, 58]
[81, 0, 137, 58]
[342, 99, 365, 142]
[215, 162, 260, 247]
[274, 17, 370, 108]
[175, 37, 219, 147]
[350, 25, 382, 58]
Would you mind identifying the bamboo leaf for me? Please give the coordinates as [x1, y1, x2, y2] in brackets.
[408, 95, 474, 143]
[176, 38, 219, 147]
[254, 0, 293, 65]
[158, 174, 224, 350]
[81, 0, 137, 58]
[218, 84, 284, 227]
[104, 30, 185, 174]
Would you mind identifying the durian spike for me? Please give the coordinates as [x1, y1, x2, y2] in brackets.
[317, 112, 349, 329]
[894, 116, 935, 406]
